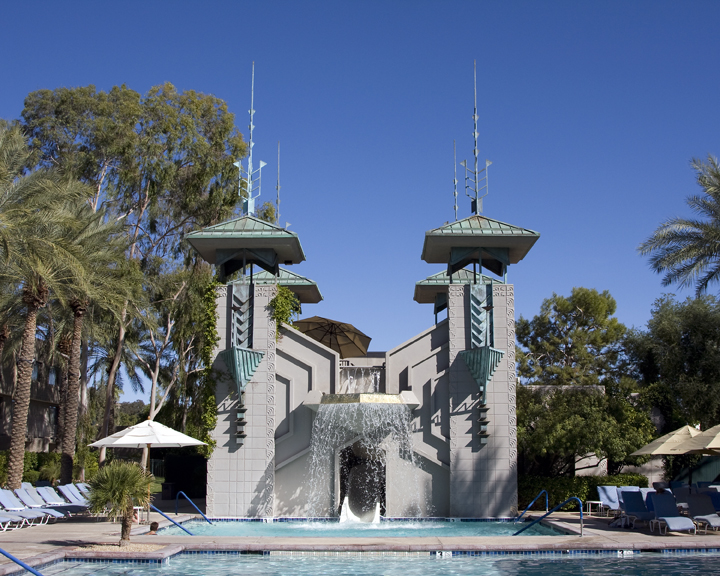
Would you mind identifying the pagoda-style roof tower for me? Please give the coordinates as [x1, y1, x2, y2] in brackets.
[421, 214, 539, 278]
[186, 215, 305, 281]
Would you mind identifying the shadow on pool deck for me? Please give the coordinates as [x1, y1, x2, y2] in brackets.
[0, 509, 719, 575]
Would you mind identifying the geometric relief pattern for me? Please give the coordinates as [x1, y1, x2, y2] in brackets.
[256, 284, 278, 517]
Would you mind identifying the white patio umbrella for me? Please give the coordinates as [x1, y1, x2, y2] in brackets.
[89, 420, 206, 469]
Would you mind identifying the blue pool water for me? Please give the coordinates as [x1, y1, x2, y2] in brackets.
[39, 552, 720, 576]
[159, 518, 561, 537]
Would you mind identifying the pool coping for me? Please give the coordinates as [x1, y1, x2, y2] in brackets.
[5, 514, 720, 575]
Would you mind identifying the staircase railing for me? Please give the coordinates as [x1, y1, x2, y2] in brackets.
[175, 491, 212, 524]
[0, 546, 45, 576]
[513, 496, 583, 537]
[514, 489, 548, 523]
[150, 504, 194, 535]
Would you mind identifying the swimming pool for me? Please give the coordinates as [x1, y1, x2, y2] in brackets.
[37, 551, 720, 576]
[158, 518, 562, 537]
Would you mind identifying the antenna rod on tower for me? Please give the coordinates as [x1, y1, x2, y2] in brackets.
[276, 141, 281, 225]
[248, 62, 255, 199]
[472, 59, 480, 210]
[453, 140, 458, 221]
[234, 62, 267, 216]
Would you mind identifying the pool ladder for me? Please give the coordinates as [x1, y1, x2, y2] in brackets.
[513, 495, 584, 537]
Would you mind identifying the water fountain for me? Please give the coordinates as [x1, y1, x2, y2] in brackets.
[304, 393, 425, 520]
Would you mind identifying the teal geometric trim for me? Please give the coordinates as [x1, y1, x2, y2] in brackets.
[219, 346, 264, 395]
[460, 346, 505, 404]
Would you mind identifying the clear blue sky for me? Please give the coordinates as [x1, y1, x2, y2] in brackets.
[2, 1, 718, 402]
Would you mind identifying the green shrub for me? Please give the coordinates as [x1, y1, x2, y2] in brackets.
[22, 470, 40, 484]
[518, 474, 648, 511]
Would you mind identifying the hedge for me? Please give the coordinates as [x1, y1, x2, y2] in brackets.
[518, 474, 649, 511]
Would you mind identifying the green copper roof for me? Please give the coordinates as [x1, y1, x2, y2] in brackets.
[185, 215, 306, 265]
[460, 346, 505, 402]
[230, 268, 323, 304]
[414, 269, 497, 304]
[421, 215, 539, 265]
[219, 346, 264, 395]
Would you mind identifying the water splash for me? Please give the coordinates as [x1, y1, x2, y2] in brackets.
[306, 402, 425, 518]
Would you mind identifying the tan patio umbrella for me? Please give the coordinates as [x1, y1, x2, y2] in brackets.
[294, 315, 371, 359]
[667, 423, 720, 455]
[630, 424, 700, 456]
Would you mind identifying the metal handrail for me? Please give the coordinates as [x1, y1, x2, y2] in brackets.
[0, 546, 45, 576]
[514, 489, 549, 522]
[175, 491, 212, 524]
[513, 496, 583, 537]
[150, 504, 194, 535]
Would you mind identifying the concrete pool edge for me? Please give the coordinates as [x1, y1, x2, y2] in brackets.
[5, 513, 720, 575]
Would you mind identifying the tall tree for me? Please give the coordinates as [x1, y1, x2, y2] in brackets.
[22, 84, 246, 457]
[627, 295, 720, 431]
[639, 155, 720, 295]
[0, 127, 91, 488]
[60, 204, 132, 484]
[516, 288, 654, 476]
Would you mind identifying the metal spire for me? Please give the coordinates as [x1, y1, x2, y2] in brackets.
[453, 140, 458, 221]
[234, 62, 266, 216]
[276, 141, 281, 225]
[461, 60, 491, 215]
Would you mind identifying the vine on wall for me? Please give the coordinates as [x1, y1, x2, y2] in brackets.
[268, 286, 302, 340]
[198, 277, 220, 457]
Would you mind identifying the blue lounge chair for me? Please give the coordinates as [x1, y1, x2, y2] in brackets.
[620, 491, 655, 528]
[0, 489, 65, 520]
[58, 484, 89, 506]
[0, 492, 51, 525]
[37, 486, 88, 512]
[597, 486, 621, 517]
[650, 492, 697, 535]
[14, 488, 77, 517]
[687, 494, 720, 534]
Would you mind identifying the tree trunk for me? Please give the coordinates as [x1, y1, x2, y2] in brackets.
[120, 499, 134, 545]
[99, 318, 126, 466]
[7, 285, 47, 489]
[60, 300, 86, 485]
[54, 333, 72, 454]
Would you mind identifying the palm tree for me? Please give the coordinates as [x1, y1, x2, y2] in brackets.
[60, 204, 131, 484]
[639, 155, 720, 295]
[87, 460, 152, 546]
[0, 126, 91, 488]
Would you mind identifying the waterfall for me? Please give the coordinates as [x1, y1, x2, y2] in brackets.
[306, 402, 425, 519]
[339, 367, 381, 393]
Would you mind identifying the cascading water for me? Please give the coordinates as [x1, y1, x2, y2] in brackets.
[339, 367, 382, 393]
[306, 401, 425, 520]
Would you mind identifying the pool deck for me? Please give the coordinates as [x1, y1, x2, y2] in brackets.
[1, 503, 720, 574]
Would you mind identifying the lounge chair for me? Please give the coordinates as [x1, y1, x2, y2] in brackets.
[687, 494, 720, 534]
[0, 489, 65, 520]
[75, 483, 91, 497]
[0, 494, 51, 525]
[650, 492, 697, 535]
[36, 486, 88, 513]
[14, 488, 77, 517]
[597, 486, 621, 517]
[620, 491, 655, 528]
[58, 484, 89, 506]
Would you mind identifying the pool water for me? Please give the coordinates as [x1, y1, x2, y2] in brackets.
[159, 519, 561, 537]
[40, 552, 720, 576]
